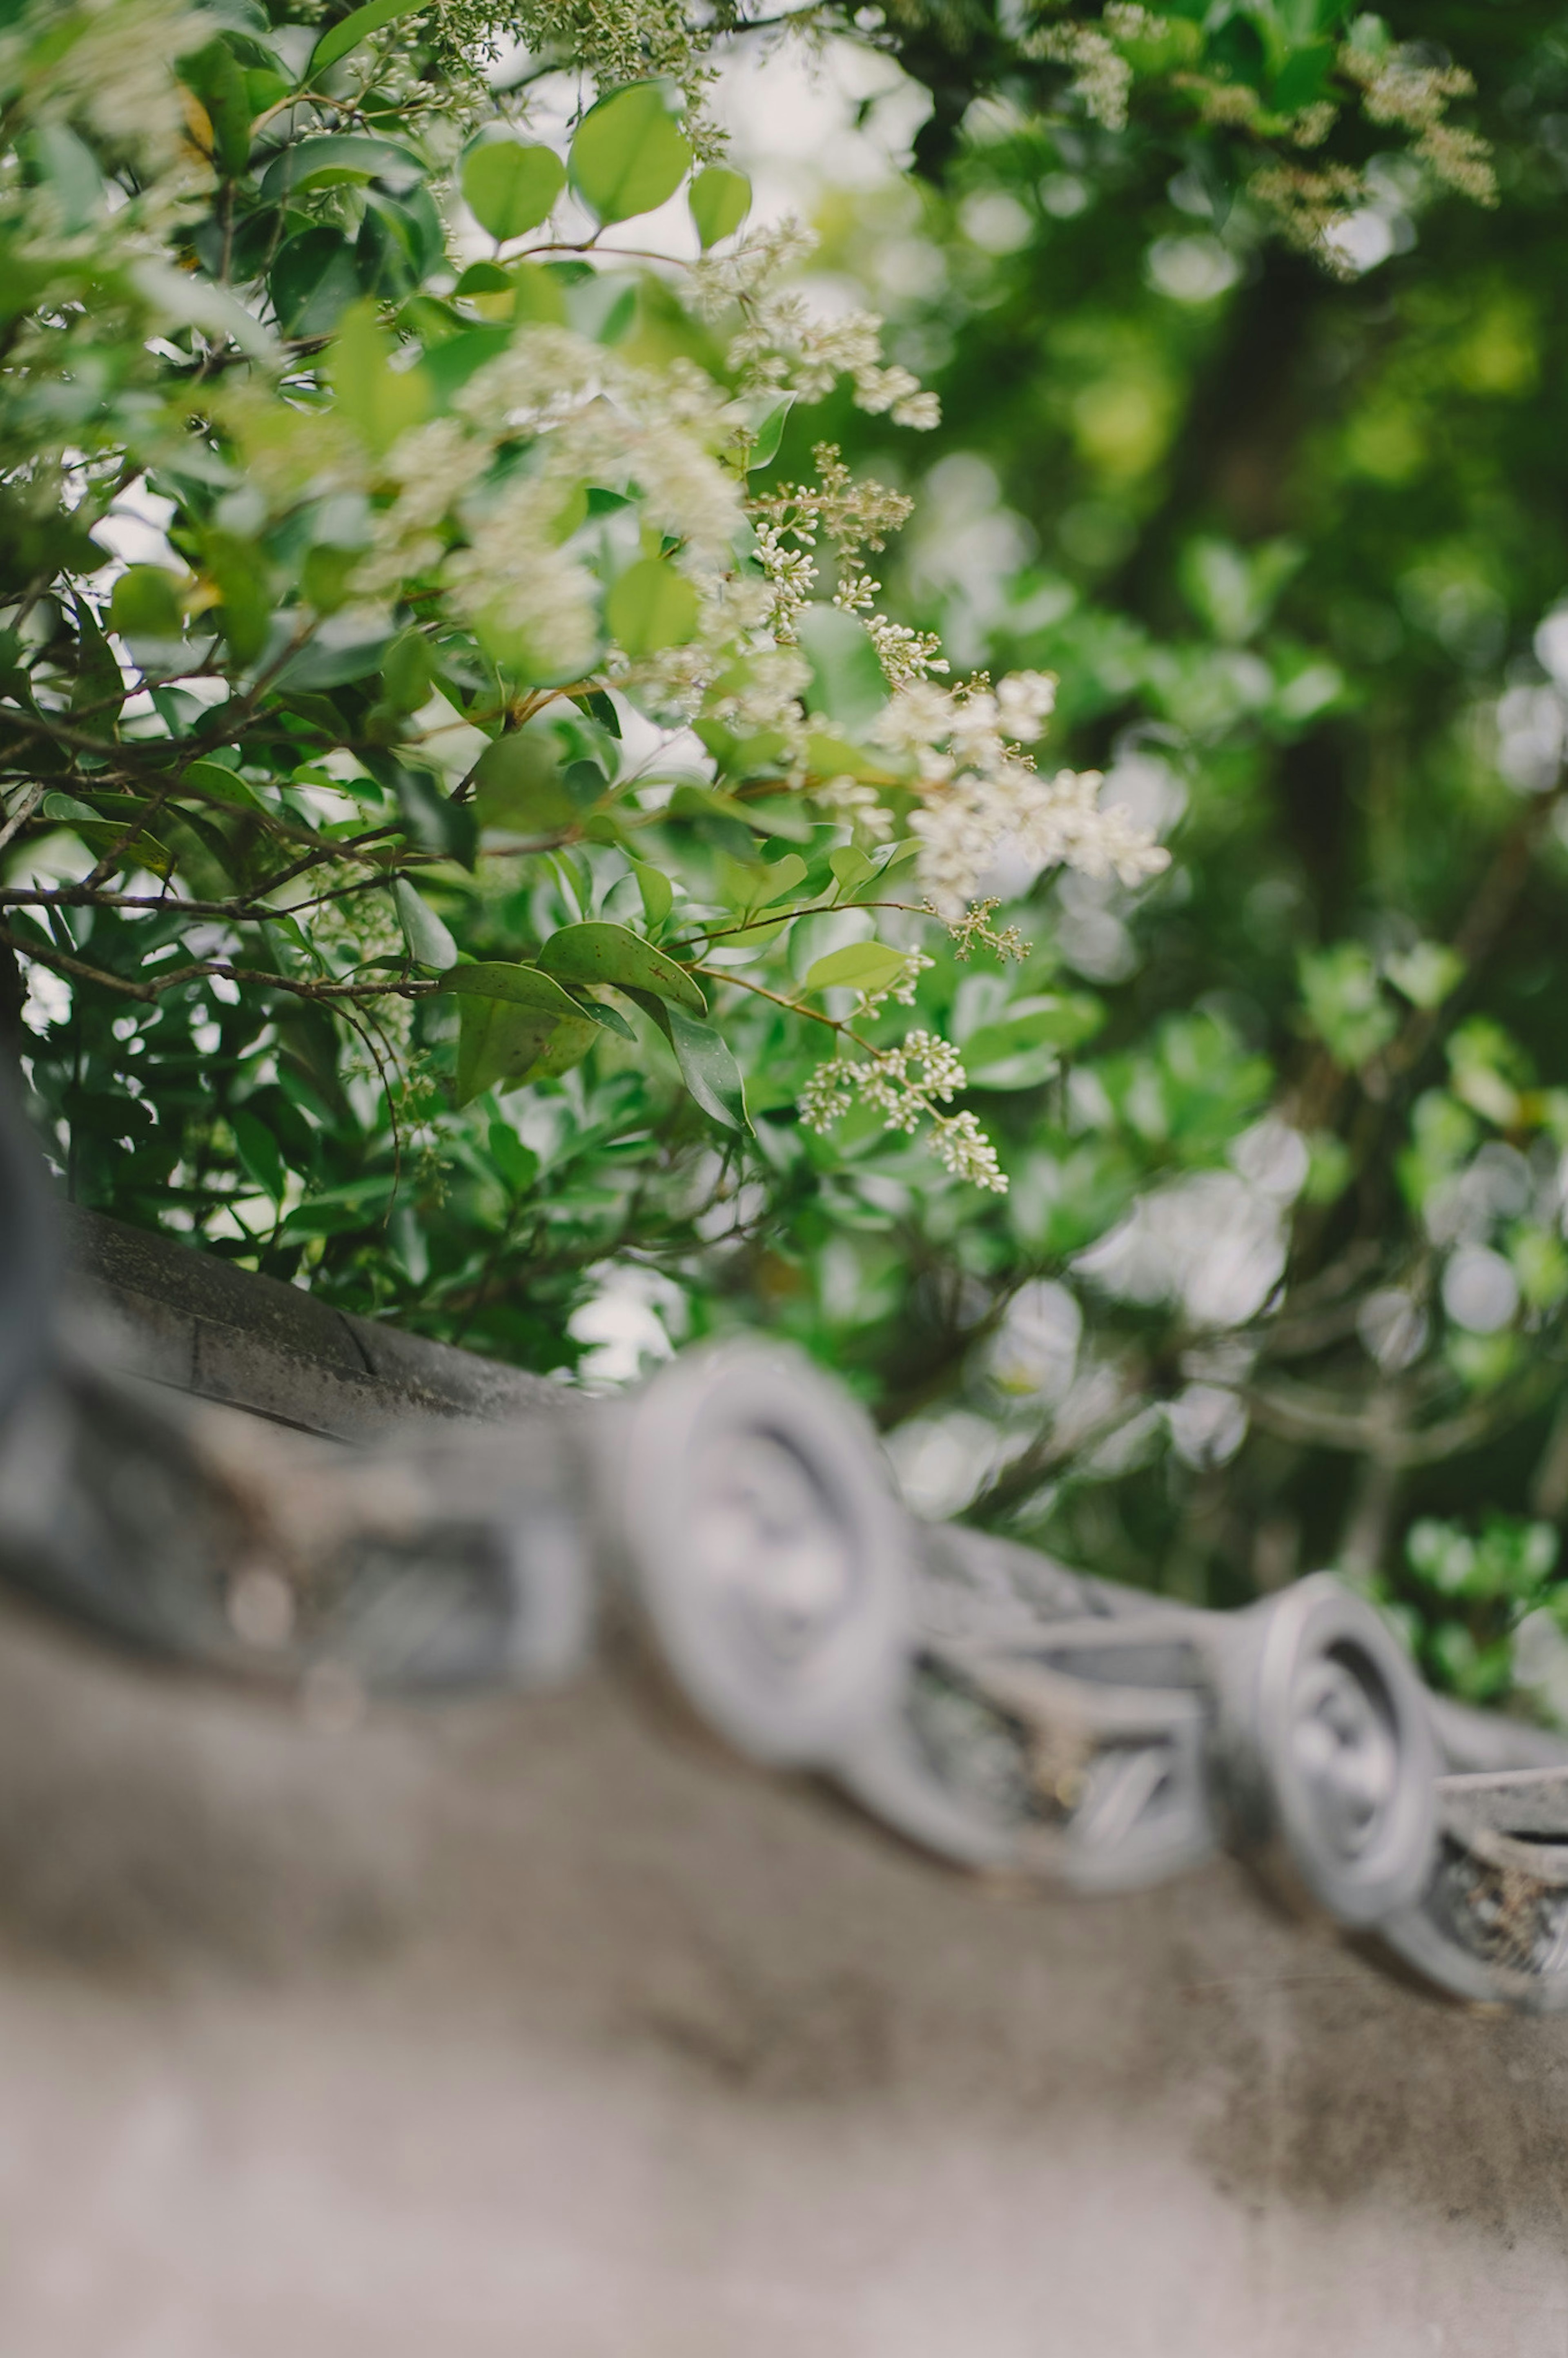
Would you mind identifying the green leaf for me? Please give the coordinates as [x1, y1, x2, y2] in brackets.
[746, 391, 795, 471]
[391, 763, 476, 866]
[232, 1107, 287, 1201]
[1385, 940, 1464, 1012]
[419, 323, 514, 404]
[804, 730, 900, 786]
[277, 620, 392, 690]
[462, 139, 565, 241]
[326, 297, 432, 454]
[803, 941, 909, 994]
[271, 227, 359, 336]
[568, 82, 691, 226]
[537, 920, 706, 1012]
[1299, 942, 1396, 1069]
[394, 878, 456, 968]
[632, 861, 673, 927]
[966, 994, 1105, 1057]
[355, 187, 443, 299]
[689, 164, 751, 248]
[760, 851, 808, 905]
[179, 759, 267, 813]
[829, 845, 875, 896]
[960, 1001, 1101, 1090]
[510, 261, 570, 324]
[203, 533, 271, 665]
[441, 961, 612, 1104]
[667, 1002, 751, 1132]
[436, 961, 597, 1019]
[471, 730, 575, 834]
[178, 38, 252, 178]
[41, 791, 105, 827]
[488, 1120, 539, 1194]
[797, 604, 888, 731]
[109, 566, 183, 640]
[381, 628, 434, 713]
[604, 557, 699, 658]
[21, 123, 102, 230]
[310, 0, 428, 77]
[454, 260, 512, 296]
[259, 134, 424, 204]
[452, 999, 561, 1105]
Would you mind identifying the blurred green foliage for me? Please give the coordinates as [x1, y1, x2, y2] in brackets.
[8, 0, 1568, 1721]
[783, 0, 1568, 1714]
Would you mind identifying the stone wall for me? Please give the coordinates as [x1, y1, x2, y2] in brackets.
[0, 1547, 1566, 2352]
[0, 1212, 1563, 2353]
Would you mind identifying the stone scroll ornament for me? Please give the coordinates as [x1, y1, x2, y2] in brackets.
[3, 1090, 1568, 2010]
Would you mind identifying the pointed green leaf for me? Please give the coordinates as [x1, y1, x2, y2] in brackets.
[605, 558, 699, 658]
[443, 962, 615, 1104]
[632, 861, 673, 927]
[436, 961, 599, 1020]
[536, 920, 706, 1012]
[232, 1107, 287, 1200]
[667, 1003, 751, 1132]
[453, 998, 561, 1105]
[746, 390, 795, 470]
[462, 139, 565, 241]
[259, 135, 423, 204]
[453, 260, 512, 296]
[962, 996, 1104, 1069]
[178, 38, 252, 177]
[829, 845, 875, 896]
[527, 1012, 603, 1079]
[568, 82, 691, 226]
[487, 1120, 539, 1195]
[803, 941, 909, 994]
[310, 0, 429, 77]
[689, 164, 751, 248]
[394, 878, 456, 969]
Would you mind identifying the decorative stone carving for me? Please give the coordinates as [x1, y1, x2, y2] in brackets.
[3, 1086, 1568, 2011]
[1378, 1767, 1568, 2010]
[605, 1343, 911, 1770]
[1207, 1575, 1439, 1927]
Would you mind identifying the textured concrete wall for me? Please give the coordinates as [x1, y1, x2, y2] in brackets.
[1, 1588, 1566, 2358]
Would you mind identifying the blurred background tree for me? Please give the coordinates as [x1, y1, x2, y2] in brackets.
[747, 0, 1568, 1716]
[7, 0, 1568, 1720]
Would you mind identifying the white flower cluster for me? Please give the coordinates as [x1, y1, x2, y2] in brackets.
[730, 298, 940, 430]
[855, 949, 934, 1019]
[1339, 41, 1494, 201]
[355, 327, 749, 681]
[942, 897, 1029, 963]
[690, 218, 820, 315]
[310, 886, 414, 1054]
[1020, 13, 1140, 134]
[871, 672, 1169, 920]
[753, 445, 942, 684]
[799, 1028, 1007, 1192]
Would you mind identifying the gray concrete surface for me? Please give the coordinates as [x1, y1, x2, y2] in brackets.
[0, 1590, 1565, 2358]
